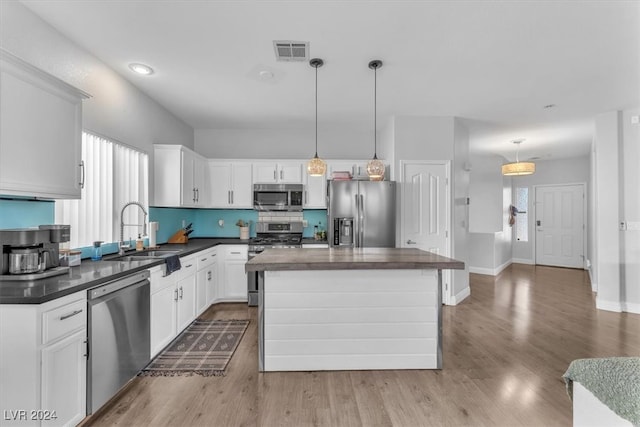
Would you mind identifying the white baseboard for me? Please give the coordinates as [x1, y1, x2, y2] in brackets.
[468, 260, 511, 276]
[511, 258, 534, 265]
[468, 266, 495, 275]
[495, 260, 511, 275]
[588, 269, 597, 292]
[450, 286, 470, 305]
[596, 297, 623, 313]
[622, 301, 640, 314]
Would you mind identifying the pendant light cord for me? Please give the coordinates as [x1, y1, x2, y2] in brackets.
[315, 64, 318, 157]
[373, 64, 378, 160]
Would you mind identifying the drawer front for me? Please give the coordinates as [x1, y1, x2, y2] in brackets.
[196, 249, 217, 270]
[175, 254, 197, 279]
[42, 299, 86, 345]
[223, 245, 247, 260]
[150, 265, 176, 294]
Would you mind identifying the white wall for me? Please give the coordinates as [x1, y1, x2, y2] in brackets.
[621, 108, 640, 312]
[511, 155, 590, 263]
[593, 111, 622, 311]
[390, 115, 470, 302]
[195, 127, 375, 160]
[469, 154, 505, 233]
[468, 171, 512, 275]
[0, 1, 194, 202]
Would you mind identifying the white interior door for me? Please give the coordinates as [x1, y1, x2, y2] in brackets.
[535, 184, 585, 269]
[400, 161, 451, 303]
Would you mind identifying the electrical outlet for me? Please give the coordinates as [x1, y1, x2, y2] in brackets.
[182, 219, 186, 228]
[302, 220, 308, 227]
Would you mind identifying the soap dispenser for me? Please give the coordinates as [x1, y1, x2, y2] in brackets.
[91, 241, 103, 261]
[136, 234, 144, 251]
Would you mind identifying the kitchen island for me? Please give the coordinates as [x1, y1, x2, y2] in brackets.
[245, 247, 464, 372]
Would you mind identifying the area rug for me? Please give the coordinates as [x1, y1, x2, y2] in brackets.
[140, 319, 249, 377]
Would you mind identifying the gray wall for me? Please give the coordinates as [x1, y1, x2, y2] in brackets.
[1, 1, 194, 203]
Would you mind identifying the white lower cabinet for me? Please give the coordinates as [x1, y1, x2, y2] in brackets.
[0, 291, 87, 427]
[149, 254, 197, 358]
[218, 245, 248, 301]
[196, 248, 218, 314]
[41, 329, 86, 427]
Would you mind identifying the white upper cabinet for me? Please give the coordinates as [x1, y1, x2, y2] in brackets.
[208, 161, 253, 208]
[303, 171, 327, 208]
[253, 161, 303, 184]
[0, 49, 90, 199]
[154, 145, 208, 207]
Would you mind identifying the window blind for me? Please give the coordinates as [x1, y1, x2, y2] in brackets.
[55, 132, 148, 249]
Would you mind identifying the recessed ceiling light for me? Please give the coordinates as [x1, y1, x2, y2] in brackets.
[129, 63, 154, 75]
[543, 104, 556, 109]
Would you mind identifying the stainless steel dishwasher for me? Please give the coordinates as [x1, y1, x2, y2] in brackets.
[87, 270, 150, 414]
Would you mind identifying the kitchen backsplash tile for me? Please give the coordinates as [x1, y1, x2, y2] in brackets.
[0, 198, 55, 228]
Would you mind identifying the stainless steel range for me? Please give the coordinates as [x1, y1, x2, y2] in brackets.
[247, 221, 303, 306]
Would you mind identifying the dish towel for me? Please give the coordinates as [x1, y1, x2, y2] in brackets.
[164, 254, 181, 275]
[563, 357, 640, 426]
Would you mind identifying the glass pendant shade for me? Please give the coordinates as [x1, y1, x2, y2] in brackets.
[501, 161, 536, 176]
[307, 155, 327, 176]
[367, 157, 385, 181]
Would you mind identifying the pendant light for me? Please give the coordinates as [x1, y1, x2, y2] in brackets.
[366, 60, 385, 181]
[307, 58, 327, 176]
[502, 139, 535, 176]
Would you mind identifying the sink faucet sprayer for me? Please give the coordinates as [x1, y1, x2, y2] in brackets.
[119, 201, 148, 255]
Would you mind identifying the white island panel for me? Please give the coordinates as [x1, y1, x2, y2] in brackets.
[262, 269, 440, 371]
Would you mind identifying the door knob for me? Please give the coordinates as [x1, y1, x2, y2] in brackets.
[406, 240, 416, 245]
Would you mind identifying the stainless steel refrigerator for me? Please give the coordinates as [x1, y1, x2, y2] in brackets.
[327, 180, 396, 248]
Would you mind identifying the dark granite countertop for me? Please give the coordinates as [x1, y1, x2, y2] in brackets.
[245, 247, 465, 272]
[0, 238, 248, 305]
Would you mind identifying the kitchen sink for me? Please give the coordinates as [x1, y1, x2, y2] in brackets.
[105, 249, 181, 261]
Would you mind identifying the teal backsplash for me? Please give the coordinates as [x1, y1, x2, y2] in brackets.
[0, 198, 327, 255]
[0, 198, 55, 228]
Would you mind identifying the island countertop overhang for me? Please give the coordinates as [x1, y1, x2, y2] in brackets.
[245, 247, 465, 272]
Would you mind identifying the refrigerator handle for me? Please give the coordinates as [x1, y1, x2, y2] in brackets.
[360, 194, 365, 247]
[355, 194, 360, 247]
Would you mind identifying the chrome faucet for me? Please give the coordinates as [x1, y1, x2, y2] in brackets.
[119, 201, 148, 255]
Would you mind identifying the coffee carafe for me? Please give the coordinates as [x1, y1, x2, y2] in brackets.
[0, 225, 71, 280]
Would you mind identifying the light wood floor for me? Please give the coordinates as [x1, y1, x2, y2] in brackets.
[86, 264, 640, 426]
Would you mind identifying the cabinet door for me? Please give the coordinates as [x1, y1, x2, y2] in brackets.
[0, 52, 86, 199]
[224, 260, 248, 301]
[150, 284, 178, 357]
[253, 163, 278, 184]
[279, 162, 303, 183]
[231, 163, 253, 207]
[41, 329, 86, 427]
[193, 155, 208, 206]
[196, 267, 209, 316]
[207, 262, 219, 305]
[304, 174, 327, 208]
[181, 150, 196, 207]
[208, 162, 232, 207]
[176, 267, 197, 332]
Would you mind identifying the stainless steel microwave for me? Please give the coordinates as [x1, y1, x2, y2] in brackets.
[253, 183, 304, 211]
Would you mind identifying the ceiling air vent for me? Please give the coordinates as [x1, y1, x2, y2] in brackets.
[273, 41, 309, 62]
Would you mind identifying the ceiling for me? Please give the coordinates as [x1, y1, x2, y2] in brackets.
[21, 0, 640, 161]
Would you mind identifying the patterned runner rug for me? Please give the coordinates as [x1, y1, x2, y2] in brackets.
[140, 319, 249, 377]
